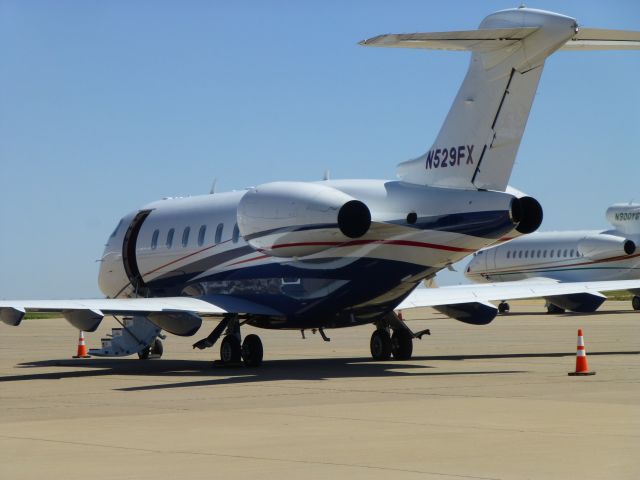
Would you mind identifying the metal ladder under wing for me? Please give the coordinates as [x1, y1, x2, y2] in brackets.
[89, 316, 160, 357]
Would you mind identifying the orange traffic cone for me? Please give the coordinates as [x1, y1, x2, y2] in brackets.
[568, 329, 595, 376]
[72, 330, 91, 358]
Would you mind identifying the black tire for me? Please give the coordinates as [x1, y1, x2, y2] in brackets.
[242, 334, 264, 367]
[220, 335, 242, 363]
[391, 329, 413, 360]
[498, 302, 510, 314]
[370, 329, 392, 361]
[632, 295, 640, 311]
[138, 345, 150, 360]
[547, 303, 565, 314]
[151, 338, 163, 358]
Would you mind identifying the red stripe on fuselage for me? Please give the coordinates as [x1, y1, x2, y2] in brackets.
[269, 239, 474, 253]
[143, 238, 476, 278]
[142, 240, 232, 278]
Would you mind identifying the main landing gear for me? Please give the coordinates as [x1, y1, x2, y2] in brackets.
[138, 338, 164, 360]
[632, 295, 640, 311]
[370, 312, 429, 361]
[193, 314, 264, 367]
[498, 301, 510, 314]
[546, 303, 566, 314]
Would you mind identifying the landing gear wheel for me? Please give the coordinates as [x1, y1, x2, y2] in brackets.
[370, 329, 392, 361]
[151, 338, 163, 357]
[498, 302, 510, 314]
[220, 335, 242, 364]
[137, 338, 163, 360]
[242, 334, 263, 367]
[138, 346, 150, 360]
[547, 303, 565, 314]
[391, 329, 413, 360]
[632, 295, 640, 311]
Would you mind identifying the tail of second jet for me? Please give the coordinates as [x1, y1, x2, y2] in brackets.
[361, 7, 640, 191]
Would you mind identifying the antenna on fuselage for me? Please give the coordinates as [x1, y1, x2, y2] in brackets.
[323, 169, 330, 181]
[209, 178, 217, 194]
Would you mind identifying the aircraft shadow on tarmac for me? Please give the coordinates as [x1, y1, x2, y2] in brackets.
[4, 349, 638, 391]
[499, 310, 636, 317]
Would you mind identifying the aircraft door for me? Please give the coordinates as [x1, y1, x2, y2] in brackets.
[122, 209, 153, 296]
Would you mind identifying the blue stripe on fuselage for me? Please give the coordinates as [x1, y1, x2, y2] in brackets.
[146, 257, 431, 328]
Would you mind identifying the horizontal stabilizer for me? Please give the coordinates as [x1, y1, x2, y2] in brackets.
[560, 28, 640, 50]
[360, 27, 640, 52]
[360, 27, 539, 52]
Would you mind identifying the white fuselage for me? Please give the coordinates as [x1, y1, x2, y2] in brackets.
[98, 179, 532, 328]
[465, 229, 640, 283]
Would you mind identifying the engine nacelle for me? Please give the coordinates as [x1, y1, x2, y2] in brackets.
[578, 234, 636, 261]
[511, 195, 543, 234]
[237, 182, 371, 257]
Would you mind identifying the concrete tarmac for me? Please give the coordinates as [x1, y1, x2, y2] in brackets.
[1, 301, 639, 479]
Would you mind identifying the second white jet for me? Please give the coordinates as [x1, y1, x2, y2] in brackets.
[465, 203, 640, 312]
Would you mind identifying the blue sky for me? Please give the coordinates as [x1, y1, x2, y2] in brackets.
[1, 0, 638, 298]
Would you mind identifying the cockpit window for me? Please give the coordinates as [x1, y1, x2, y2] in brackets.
[109, 220, 123, 238]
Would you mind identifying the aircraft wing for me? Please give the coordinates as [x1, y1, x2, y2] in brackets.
[397, 279, 640, 325]
[0, 295, 282, 333]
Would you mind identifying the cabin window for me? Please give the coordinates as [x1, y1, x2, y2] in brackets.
[536, 250, 540, 258]
[569, 249, 574, 257]
[563, 249, 568, 257]
[232, 223, 240, 243]
[198, 225, 207, 246]
[166, 228, 175, 248]
[182, 227, 191, 247]
[215, 223, 224, 244]
[506, 251, 511, 259]
[550, 250, 554, 258]
[524, 251, 529, 258]
[518, 251, 523, 259]
[151, 229, 159, 250]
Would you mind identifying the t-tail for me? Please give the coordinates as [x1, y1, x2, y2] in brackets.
[361, 7, 640, 191]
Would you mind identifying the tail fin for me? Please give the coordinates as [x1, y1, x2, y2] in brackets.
[361, 8, 640, 191]
[607, 203, 640, 235]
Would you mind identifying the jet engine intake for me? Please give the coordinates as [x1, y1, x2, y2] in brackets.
[238, 182, 371, 257]
[578, 234, 636, 261]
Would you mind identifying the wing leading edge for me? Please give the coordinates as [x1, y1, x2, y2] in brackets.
[0, 295, 282, 336]
[398, 279, 640, 324]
